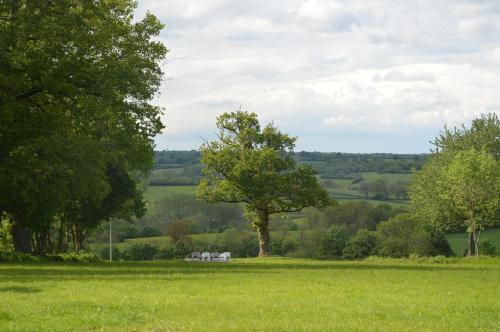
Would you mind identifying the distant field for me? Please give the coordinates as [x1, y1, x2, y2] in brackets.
[446, 228, 500, 256]
[1, 257, 499, 331]
[143, 185, 197, 215]
[144, 179, 409, 217]
[359, 172, 411, 182]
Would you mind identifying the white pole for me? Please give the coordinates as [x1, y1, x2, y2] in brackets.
[109, 221, 112, 262]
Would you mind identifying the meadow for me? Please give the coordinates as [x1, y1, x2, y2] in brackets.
[143, 171, 411, 217]
[0, 257, 499, 331]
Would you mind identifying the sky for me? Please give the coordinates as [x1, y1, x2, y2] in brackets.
[135, 0, 500, 153]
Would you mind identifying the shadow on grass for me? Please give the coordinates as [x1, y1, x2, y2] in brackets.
[0, 286, 41, 293]
[0, 259, 493, 281]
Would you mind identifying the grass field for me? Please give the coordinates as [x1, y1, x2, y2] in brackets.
[143, 186, 198, 215]
[143, 177, 409, 217]
[0, 257, 499, 331]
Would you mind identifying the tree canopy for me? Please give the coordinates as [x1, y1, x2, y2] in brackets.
[409, 114, 500, 256]
[198, 111, 331, 256]
[0, 0, 167, 254]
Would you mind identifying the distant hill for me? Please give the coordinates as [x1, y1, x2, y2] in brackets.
[151, 150, 428, 186]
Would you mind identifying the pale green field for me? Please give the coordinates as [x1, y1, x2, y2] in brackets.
[144, 180, 409, 216]
[359, 172, 411, 182]
[143, 185, 198, 215]
[0, 257, 499, 331]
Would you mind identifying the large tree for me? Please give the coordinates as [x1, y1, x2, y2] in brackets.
[409, 114, 500, 256]
[0, 0, 167, 253]
[198, 111, 331, 256]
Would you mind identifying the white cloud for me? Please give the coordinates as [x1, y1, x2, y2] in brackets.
[136, 0, 500, 153]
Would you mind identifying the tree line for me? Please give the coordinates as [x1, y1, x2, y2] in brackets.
[357, 179, 410, 200]
[150, 150, 427, 186]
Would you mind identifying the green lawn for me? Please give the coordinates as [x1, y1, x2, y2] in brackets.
[0, 257, 499, 331]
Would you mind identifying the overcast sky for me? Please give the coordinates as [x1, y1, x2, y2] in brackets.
[135, 0, 500, 153]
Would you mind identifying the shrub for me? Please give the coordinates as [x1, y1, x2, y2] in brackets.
[141, 226, 162, 238]
[0, 214, 14, 253]
[480, 241, 496, 256]
[343, 229, 377, 259]
[97, 246, 122, 261]
[427, 227, 453, 257]
[376, 214, 453, 258]
[212, 228, 259, 258]
[0, 252, 41, 262]
[154, 247, 175, 260]
[376, 214, 419, 257]
[320, 225, 349, 257]
[281, 236, 300, 255]
[123, 243, 158, 261]
[172, 240, 191, 258]
[53, 252, 99, 262]
[270, 239, 285, 256]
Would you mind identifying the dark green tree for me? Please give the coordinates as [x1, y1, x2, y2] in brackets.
[198, 111, 331, 256]
[0, 0, 167, 253]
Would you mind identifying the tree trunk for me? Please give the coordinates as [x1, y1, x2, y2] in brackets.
[257, 210, 270, 256]
[467, 231, 475, 257]
[11, 222, 32, 253]
[35, 231, 47, 256]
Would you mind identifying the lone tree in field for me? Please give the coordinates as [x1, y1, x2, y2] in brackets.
[198, 111, 331, 256]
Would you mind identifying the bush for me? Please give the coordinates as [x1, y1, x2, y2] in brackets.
[172, 240, 191, 258]
[376, 214, 453, 258]
[122, 243, 158, 261]
[154, 247, 175, 260]
[343, 229, 377, 259]
[320, 225, 349, 257]
[480, 241, 496, 256]
[53, 252, 99, 262]
[141, 226, 162, 238]
[0, 252, 41, 262]
[0, 214, 14, 253]
[212, 228, 259, 258]
[427, 227, 453, 257]
[97, 246, 122, 261]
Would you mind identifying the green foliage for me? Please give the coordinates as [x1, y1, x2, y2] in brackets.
[0, 0, 167, 254]
[479, 241, 496, 256]
[320, 225, 349, 257]
[122, 243, 158, 261]
[342, 229, 377, 259]
[0, 251, 42, 263]
[446, 227, 500, 256]
[303, 201, 402, 233]
[376, 214, 452, 258]
[0, 215, 14, 253]
[198, 111, 330, 256]
[410, 114, 500, 256]
[270, 236, 300, 256]
[97, 246, 123, 262]
[213, 228, 259, 257]
[53, 252, 99, 263]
